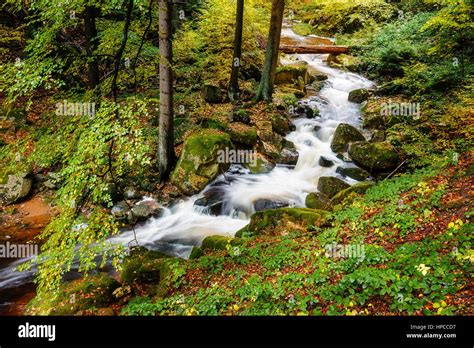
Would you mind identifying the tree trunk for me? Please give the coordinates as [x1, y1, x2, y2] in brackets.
[158, 0, 175, 180]
[255, 0, 285, 102]
[228, 0, 244, 102]
[84, 6, 99, 90]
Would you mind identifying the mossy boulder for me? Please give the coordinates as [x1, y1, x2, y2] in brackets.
[305, 192, 332, 211]
[271, 113, 292, 135]
[317, 176, 350, 198]
[236, 208, 329, 237]
[228, 123, 258, 146]
[275, 65, 309, 85]
[348, 141, 400, 172]
[363, 114, 385, 130]
[0, 171, 33, 205]
[171, 130, 233, 195]
[201, 235, 243, 251]
[336, 166, 370, 181]
[330, 123, 365, 153]
[348, 88, 370, 103]
[331, 181, 375, 205]
[121, 248, 169, 283]
[26, 273, 120, 315]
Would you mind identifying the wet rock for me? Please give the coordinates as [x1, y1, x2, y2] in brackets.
[171, 130, 233, 195]
[194, 187, 225, 216]
[253, 199, 288, 212]
[348, 88, 370, 103]
[319, 156, 334, 167]
[305, 192, 332, 211]
[271, 113, 292, 135]
[228, 123, 258, 146]
[330, 123, 365, 153]
[0, 172, 33, 205]
[275, 65, 309, 85]
[236, 207, 329, 237]
[348, 141, 400, 172]
[129, 199, 163, 224]
[279, 140, 299, 165]
[317, 176, 350, 198]
[336, 167, 370, 181]
[202, 84, 222, 103]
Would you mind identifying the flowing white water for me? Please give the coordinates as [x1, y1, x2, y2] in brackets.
[110, 28, 374, 257]
[0, 26, 374, 296]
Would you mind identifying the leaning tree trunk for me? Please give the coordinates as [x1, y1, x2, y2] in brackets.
[228, 0, 244, 101]
[84, 6, 100, 90]
[255, 0, 285, 102]
[158, 0, 175, 180]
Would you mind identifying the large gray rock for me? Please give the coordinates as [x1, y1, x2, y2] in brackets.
[330, 123, 365, 153]
[348, 89, 370, 103]
[348, 141, 400, 172]
[0, 172, 33, 204]
[317, 176, 350, 198]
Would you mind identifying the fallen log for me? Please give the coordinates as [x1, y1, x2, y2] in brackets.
[280, 44, 350, 55]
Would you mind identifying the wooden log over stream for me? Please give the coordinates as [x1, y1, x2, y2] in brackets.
[280, 44, 350, 55]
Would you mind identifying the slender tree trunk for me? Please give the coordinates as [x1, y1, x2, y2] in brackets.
[84, 6, 100, 90]
[255, 0, 284, 102]
[228, 0, 244, 101]
[158, 0, 175, 180]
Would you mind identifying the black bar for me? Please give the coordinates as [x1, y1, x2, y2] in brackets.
[0, 316, 472, 346]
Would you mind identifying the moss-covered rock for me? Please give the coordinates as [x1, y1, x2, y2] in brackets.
[271, 113, 292, 135]
[26, 273, 120, 315]
[236, 208, 329, 237]
[317, 176, 350, 198]
[348, 141, 400, 172]
[348, 88, 370, 103]
[305, 192, 332, 211]
[336, 166, 370, 181]
[201, 235, 243, 251]
[275, 65, 309, 85]
[331, 181, 375, 205]
[330, 123, 365, 153]
[0, 171, 33, 205]
[171, 130, 233, 195]
[121, 248, 169, 284]
[363, 114, 385, 130]
[189, 246, 204, 259]
[228, 123, 258, 146]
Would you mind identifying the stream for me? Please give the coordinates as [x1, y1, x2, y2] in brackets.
[0, 25, 373, 315]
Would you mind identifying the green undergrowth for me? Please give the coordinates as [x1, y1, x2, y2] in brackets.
[121, 156, 473, 315]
